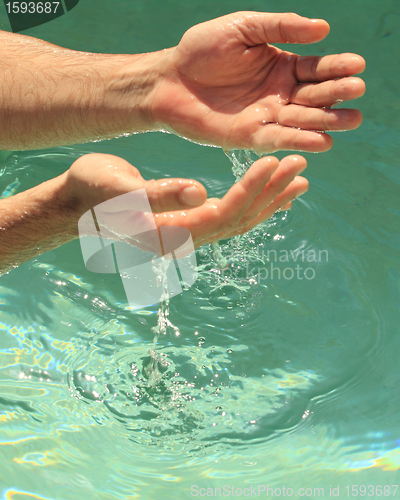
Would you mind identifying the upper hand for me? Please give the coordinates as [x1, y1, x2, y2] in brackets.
[152, 12, 365, 153]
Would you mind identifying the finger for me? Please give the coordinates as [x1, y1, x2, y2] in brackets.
[238, 155, 307, 224]
[296, 53, 366, 83]
[145, 178, 207, 213]
[217, 156, 280, 221]
[195, 176, 308, 246]
[190, 156, 280, 244]
[291, 77, 366, 107]
[233, 12, 330, 45]
[277, 105, 363, 131]
[251, 123, 333, 153]
[280, 201, 292, 211]
[238, 176, 309, 233]
[197, 157, 306, 245]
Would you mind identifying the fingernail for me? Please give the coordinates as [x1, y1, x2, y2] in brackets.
[180, 186, 204, 206]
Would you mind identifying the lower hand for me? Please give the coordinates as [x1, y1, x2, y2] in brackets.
[65, 153, 308, 251]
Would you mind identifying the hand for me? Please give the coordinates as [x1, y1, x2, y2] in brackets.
[154, 155, 308, 249]
[65, 153, 308, 250]
[152, 12, 365, 153]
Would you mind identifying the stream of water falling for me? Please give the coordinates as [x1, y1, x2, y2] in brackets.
[147, 150, 265, 379]
[225, 149, 265, 181]
[146, 256, 181, 384]
[209, 149, 267, 270]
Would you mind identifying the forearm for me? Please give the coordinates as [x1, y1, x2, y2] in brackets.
[0, 173, 78, 274]
[0, 30, 169, 150]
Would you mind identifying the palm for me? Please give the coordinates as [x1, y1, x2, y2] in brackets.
[153, 12, 365, 153]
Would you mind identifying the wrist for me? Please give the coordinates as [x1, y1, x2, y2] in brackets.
[94, 50, 169, 136]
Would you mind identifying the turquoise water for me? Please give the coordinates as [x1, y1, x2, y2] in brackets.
[1, 0, 400, 499]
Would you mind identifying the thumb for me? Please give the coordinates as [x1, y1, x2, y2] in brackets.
[234, 12, 330, 45]
[145, 178, 207, 213]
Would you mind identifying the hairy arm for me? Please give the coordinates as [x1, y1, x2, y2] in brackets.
[0, 30, 165, 150]
[0, 173, 76, 273]
[0, 12, 365, 153]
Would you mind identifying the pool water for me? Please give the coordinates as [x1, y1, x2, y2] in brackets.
[0, 0, 400, 498]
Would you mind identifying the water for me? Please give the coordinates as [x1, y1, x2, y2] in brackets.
[147, 256, 181, 385]
[0, 0, 400, 498]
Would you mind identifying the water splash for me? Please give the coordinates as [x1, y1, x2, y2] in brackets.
[146, 257, 180, 385]
[201, 149, 288, 288]
[146, 146, 271, 343]
[225, 149, 267, 182]
[63, 150, 291, 448]
[211, 242, 229, 270]
[147, 150, 271, 383]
